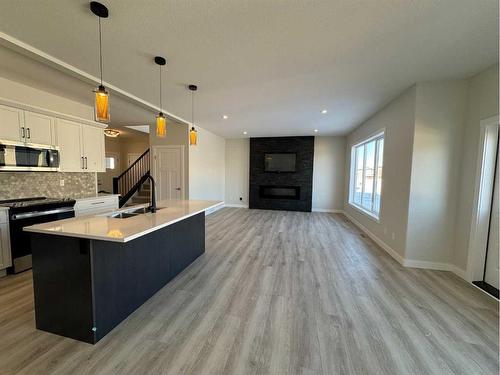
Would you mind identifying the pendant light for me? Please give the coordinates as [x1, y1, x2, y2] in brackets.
[90, 2, 110, 123]
[155, 56, 167, 138]
[188, 84, 198, 146]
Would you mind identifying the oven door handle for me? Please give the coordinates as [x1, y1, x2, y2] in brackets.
[11, 207, 74, 220]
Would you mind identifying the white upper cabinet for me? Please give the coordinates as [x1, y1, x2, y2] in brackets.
[57, 119, 84, 172]
[56, 119, 105, 173]
[81, 125, 105, 172]
[0, 101, 105, 173]
[0, 104, 23, 143]
[24, 111, 55, 146]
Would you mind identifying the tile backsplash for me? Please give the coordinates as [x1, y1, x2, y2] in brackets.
[0, 172, 97, 200]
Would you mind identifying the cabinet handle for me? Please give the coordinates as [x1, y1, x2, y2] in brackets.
[81, 156, 84, 169]
[85, 157, 88, 170]
[26, 128, 31, 139]
[21, 127, 25, 139]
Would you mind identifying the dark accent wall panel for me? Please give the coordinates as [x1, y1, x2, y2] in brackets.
[249, 136, 314, 212]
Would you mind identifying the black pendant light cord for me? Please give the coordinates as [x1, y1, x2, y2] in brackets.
[191, 89, 194, 126]
[98, 17, 103, 86]
[159, 65, 163, 112]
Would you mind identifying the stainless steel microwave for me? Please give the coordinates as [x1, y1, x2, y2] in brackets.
[0, 142, 60, 171]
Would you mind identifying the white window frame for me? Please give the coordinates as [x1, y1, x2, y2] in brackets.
[349, 130, 385, 221]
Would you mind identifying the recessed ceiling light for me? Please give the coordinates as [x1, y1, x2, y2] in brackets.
[321, 109, 328, 114]
[222, 115, 229, 120]
[314, 129, 319, 133]
[243, 131, 248, 135]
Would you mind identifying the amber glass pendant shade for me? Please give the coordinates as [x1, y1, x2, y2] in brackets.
[189, 126, 197, 146]
[94, 85, 110, 123]
[156, 113, 167, 138]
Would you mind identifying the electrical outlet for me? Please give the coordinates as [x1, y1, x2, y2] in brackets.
[59, 179, 65, 187]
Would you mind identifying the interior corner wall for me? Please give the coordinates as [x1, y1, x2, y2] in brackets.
[189, 126, 226, 201]
[149, 121, 190, 198]
[405, 80, 468, 264]
[312, 136, 346, 211]
[344, 86, 417, 259]
[225, 138, 250, 206]
[453, 63, 499, 271]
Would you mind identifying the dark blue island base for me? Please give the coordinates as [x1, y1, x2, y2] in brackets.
[30, 212, 205, 344]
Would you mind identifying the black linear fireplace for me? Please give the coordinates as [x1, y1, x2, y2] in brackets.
[260, 185, 300, 200]
[249, 137, 314, 212]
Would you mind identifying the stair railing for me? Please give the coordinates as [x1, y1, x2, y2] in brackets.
[113, 149, 150, 207]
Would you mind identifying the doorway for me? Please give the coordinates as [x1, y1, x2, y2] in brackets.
[127, 153, 142, 167]
[483, 143, 499, 292]
[469, 116, 499, 298]
[151, 145, 185, 201]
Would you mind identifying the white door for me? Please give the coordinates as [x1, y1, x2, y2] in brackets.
[57, 119, 83, 172]
[0, 104, 23, 143]
[82, 125, 105, 172]
[485, 147, 499, 289]
[153, 146, 184, 201]
[24, 111, 54, 146]
[127, 153, 141, 167]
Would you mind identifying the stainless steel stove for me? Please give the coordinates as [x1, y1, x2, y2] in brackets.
[0, 197, 76, 273]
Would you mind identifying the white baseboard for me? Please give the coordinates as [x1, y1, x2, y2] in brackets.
[448, 264, 467, 280]
[342, 212, 468, 281]
[224, 203, 249, 208]
[342, 211, 405, 265]
[205, 203, 225, 215]
[312, 208, 343, 213]
[403, 260, 466, 279]
[403, 259, 450, 271]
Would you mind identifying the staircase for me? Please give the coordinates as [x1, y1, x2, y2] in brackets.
[128, 181, 150, 206]
[113, 149, 150, 207]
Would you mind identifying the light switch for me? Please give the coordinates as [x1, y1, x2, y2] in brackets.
[60, 179, 65, 187]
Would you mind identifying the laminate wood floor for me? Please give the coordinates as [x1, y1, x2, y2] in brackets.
[0, 208, 498, 375]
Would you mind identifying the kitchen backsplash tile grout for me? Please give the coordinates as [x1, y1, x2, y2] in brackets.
[0, 172, 97, 200]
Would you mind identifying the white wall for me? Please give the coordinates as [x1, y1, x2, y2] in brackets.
[312, 136, 346, 211]
[225, 138, 250, 206]
[453, 64, 499, 270]
[344, 86, 417, 259]
[343, 66, 499, 278]
[405, 80, 468, 264]
[0, 76, 93, 120]
[189, 126, 226, 201]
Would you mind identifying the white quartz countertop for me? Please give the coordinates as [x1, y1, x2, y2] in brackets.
[23, 200, 223, 243]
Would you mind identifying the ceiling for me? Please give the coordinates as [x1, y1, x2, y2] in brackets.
[0, 0, 498, 138]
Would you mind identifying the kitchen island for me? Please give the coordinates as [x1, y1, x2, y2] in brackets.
[24, 199, 223, 344]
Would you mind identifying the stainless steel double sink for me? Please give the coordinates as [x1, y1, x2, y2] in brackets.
[107, 206, 163, 219]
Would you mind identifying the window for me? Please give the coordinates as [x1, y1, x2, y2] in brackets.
[349, 132, 384, 219]
[105, 156, 116, 170]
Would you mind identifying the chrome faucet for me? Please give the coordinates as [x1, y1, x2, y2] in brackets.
[145, 174, 157, 213]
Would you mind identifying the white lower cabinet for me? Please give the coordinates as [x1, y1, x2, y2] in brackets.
[57, 119, 105, 172]
[74, 195, 119, 217]
[0, 210, 12, 273]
